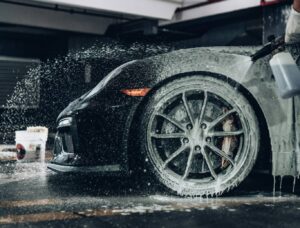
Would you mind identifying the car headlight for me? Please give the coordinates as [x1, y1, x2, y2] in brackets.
[58, 117, 72, 128]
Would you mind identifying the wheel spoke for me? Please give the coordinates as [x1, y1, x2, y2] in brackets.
[162, 145, 187, 169]
[206, 143, 235, 167]
[209, 130, 244, 137]
[202, 150, 218, 179]
[182, 147, 194, 180]
[182, 92, 194, 125]
[156, 113, 185, 131]
[209, 108, 237, 130]
[198, 91, 208, 124]
[151, 132, 186, 139]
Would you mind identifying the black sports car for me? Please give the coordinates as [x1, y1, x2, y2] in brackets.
[48, 44, 300, 196]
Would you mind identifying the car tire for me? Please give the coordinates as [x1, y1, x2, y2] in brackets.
[138, 76, 260, 196]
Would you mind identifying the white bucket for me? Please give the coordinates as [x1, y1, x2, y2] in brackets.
[15, 127, 48, 163]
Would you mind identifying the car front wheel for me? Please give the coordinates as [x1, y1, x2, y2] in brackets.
[139, 76, 260, 196]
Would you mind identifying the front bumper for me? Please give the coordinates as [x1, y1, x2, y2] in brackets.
[49, 116, 123, 173]
[48, 102, 137, 174]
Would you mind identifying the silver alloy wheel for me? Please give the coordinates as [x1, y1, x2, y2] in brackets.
[141, 76, 259, 196]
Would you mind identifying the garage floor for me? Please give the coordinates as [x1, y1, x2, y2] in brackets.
[0, 162, 300, 228]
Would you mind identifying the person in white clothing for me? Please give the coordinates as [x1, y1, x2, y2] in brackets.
[286, 0, 300, 43]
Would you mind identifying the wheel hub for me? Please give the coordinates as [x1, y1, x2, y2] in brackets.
[184, 120, 208, 154]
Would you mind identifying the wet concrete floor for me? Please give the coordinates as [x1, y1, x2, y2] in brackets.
[0, 162, 300, 227]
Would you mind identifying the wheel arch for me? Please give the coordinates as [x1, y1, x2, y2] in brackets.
[126, 71, 271, 173]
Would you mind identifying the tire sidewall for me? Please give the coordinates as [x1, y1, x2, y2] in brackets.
[139, 76, 260, 196]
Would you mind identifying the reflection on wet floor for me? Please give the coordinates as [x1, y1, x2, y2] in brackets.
[1, 194, 300, 225]
[0, 162, 47, 185]
[0, 162, 300, 227]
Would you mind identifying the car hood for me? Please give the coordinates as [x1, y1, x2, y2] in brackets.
[57, 60, 137, 122]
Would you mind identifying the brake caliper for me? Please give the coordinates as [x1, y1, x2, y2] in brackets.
[221, 108, 237, 169]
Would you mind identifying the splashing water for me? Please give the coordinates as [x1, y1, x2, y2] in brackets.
[227, 55, 253, 86]
[0, 40, 173, 144]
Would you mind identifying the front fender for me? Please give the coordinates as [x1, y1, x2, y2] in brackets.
[116, 47, 294, 176]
